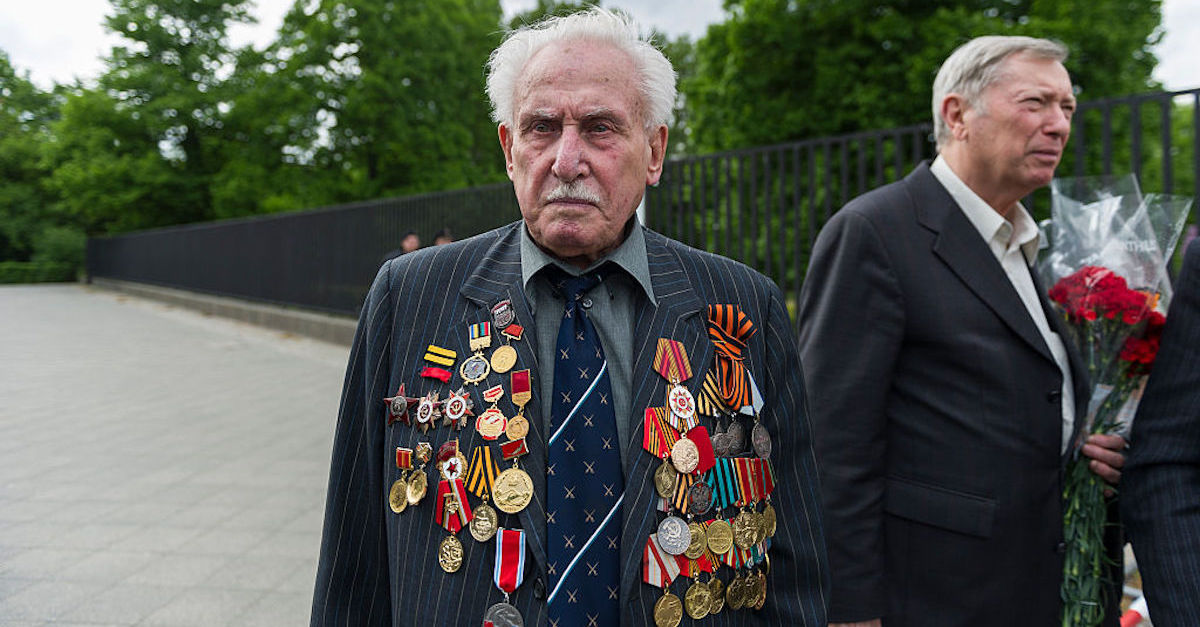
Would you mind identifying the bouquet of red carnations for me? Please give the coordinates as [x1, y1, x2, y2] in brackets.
[1039, 175, 1192, 626]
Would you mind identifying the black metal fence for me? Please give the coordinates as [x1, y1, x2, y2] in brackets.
[646, 87, 1200, 337]
[89, 88, 1198, 319]
[87, 183, 520, 315]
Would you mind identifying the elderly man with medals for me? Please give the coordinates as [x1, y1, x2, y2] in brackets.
[311, 8, 828, 626]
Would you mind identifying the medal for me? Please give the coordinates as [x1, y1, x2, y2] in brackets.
[752, 570, 767, 609]
[725, 572, 744, 610]
[670, 437, 699, 474]
[653, 338, 697, 428]
[504, 415, 529, 441]
[654, 457, 678, 499]
[466, 445, 501, 542]
[751, 419, 772, 459]
[687, 479, 714, 516]
[384, 384, 418, 425]
[684, 521, 708, 560]
[438, 533, 463, 573]
[733, 510, 757, 550]
[388, 479, 407, 514]
[684, 577, 712, 619]
[507, 369, 532, 437]
[653, 590, 684, 627]
[406, 442, 433, 505]
[490, 344, 518, 374]
[726, 419, 745, 454]
[657, 515, 692, 556]
[762, 501, 777, 538]
[486, 527, 527, 626]
[477, 408, 508, 440]
[493, 438, 533, 514]
[442, 387, 474, 430]
[708, 575, 725, 614]
[706, 518, 734, 555]
[460, 322, 493, 385]
[415, 392, 442, 432]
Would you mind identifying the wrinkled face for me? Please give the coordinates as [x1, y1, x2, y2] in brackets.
[959, 53, 1075, 200]
[499, 40, 667, 266]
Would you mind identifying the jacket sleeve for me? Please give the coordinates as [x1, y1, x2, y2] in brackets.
[759, 277, 831, 625]
[1122, 240, 1200, 627]
[797, 208, 905, 622]
[311, 263, 395, 627]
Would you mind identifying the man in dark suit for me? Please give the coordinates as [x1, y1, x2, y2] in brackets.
[1123, 239, 1200, 627]
[797, 36, 1127, 626]
[311, 8, 828, 626]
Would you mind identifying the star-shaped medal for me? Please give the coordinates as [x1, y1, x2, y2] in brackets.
[442, 387, 475, 430]
[384, 383, 419, 425]
[415, 391, 443, 433]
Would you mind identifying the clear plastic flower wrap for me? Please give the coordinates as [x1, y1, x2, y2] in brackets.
[1037, 174, 1192, 626]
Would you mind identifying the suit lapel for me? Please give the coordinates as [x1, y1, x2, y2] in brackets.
[458, 224, 552, 576]
[909, 164, 1056, 364]
[616, 229, 712, 603]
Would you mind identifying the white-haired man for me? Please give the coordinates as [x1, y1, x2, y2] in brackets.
[312, 8, 828, 626]
[798, 36, 1126, 626]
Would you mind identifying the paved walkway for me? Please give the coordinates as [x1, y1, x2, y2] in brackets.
[0, 284, 350, 626]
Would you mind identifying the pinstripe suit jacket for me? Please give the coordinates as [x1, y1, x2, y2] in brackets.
[311, 221, 829, 626]
[1123, 239, 1200, 627]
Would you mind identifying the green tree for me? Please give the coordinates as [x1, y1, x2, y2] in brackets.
[263, 0, 507, 206]
[686, 0, 1163, 153]
[0, 51, 60, 261]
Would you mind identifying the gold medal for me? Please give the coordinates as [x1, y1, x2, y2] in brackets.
[505, 414, 530, 440]
[476, 407, 508, 440]
[670, 437, 699, 474]
[438, 534, 464, 573]
[469, 501, 499, 542]
[492, 466, 534, 514]
[654, 457, 678, 499]
[733, 510, 757, 549]
[726, 573, 745, 610]
[407, 467, 428, 505]
[762, 502, 777, 538]
[388, 478, 408, 514]
[753, 571, 767, 609]
[708, 576, 725, 614]
[684, 578, 712, 619]
[653, 591, 684, 627]
[706, 519, 734, 555]
[752, 509, 768, 545]
[684, 522, 707, 560]
[490, 344, 518, 374]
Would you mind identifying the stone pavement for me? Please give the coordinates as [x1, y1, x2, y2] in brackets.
[0, 284, 351, 626]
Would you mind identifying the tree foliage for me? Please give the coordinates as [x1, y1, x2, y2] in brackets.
[686, 0, 1164, 153]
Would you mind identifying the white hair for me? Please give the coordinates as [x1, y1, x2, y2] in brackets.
[932, 35, 1069, 147]
[485, 7, 676, 131]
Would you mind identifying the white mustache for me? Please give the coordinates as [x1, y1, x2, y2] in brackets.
[546, 181, 601, 205]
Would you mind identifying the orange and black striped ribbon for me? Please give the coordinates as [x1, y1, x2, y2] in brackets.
[705, 305, 757, 410]
[653, 338, 693, 384]
[673, 472, 695, 512]
[466, 445, 499, 499]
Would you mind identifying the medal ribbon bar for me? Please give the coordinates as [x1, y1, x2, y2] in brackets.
[467, 446, 499, 499]
[424, 344, 457, 367]
[493, 527, 527, 593]
[642, 533, 681, 587]
[653, 338, 693, 383]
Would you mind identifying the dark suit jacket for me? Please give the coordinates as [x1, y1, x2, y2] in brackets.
[1123, 239, 1200, 627]
[797, 163, 1110, 626]
[311, 221, 829, 625]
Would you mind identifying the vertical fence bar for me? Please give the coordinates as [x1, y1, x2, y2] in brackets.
[1131, 100, 1143, 184]
[1102, 104, 1113, 176]
[1162, 95, 1174, 194]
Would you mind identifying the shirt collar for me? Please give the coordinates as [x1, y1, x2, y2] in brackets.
[519, 218, 657, 306]
[930, 155, 1041, 265]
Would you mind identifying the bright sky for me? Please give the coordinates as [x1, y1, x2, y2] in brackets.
[1, 0, 1196, 94]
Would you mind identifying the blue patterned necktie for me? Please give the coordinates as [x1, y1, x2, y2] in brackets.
[544, 265, 624, 626]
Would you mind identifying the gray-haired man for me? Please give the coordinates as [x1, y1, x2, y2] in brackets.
[799, 36, 1125, 626]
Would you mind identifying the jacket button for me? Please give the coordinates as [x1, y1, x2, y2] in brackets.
[1047, 390, 1062, 403]
[533, 577, 546, 600]
[1056, 542, 1067, 555]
